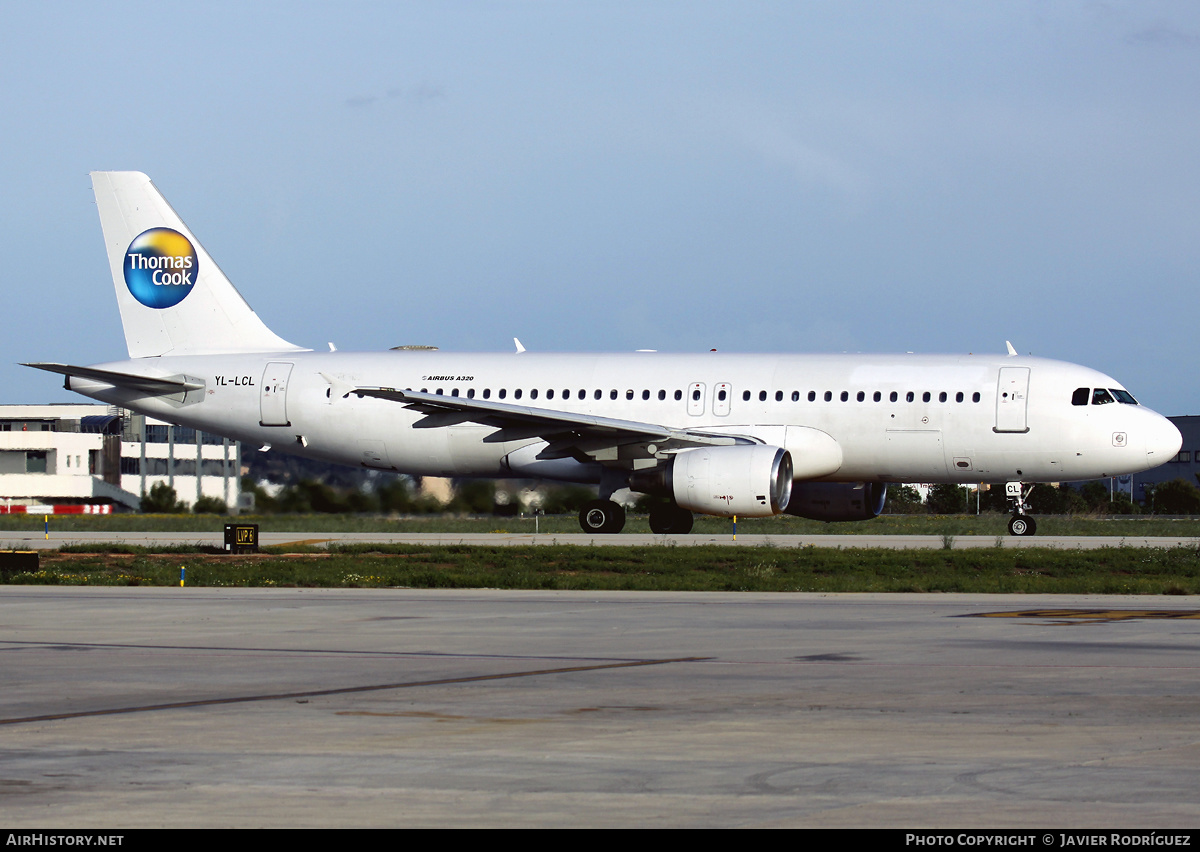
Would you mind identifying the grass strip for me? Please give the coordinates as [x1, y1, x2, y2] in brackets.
[6, 543, 1200, 594]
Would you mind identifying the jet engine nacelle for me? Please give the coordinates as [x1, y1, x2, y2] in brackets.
[630, 444, 793, 517]
[784, 481, 888, 522]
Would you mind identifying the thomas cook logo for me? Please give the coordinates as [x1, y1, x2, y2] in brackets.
[123, 228, 198, 309]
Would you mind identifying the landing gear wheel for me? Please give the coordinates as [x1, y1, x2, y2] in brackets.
[579, 499, 626, 534]
[1008, 515, 1037, 537]
[648, 504, 694, 534]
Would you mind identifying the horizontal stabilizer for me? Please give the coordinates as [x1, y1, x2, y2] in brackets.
[22, 363, 203, 396]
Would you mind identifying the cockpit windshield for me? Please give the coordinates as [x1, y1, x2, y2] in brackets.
[1071, 387, 1139, 406]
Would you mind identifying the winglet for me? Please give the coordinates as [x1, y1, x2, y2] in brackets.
[1005, 340, 1017, 357]
[514, 338, 526, 354]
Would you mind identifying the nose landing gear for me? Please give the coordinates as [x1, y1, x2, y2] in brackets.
[1006, 482, 1037, 536]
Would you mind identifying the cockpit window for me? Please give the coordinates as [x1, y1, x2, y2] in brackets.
[1110, 388, 1138, 405]
[1092, 388, 1115, 405]
[1071, 387, 1089, 406]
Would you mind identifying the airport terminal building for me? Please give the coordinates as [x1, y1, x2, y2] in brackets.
[1131, 415, 1200, 499]
[0, 404, 242, 513]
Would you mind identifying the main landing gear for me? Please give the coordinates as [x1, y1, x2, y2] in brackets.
[648, 503, 694, 535]
[579, 470, 634, 534]
[577, 499, 695, 535]
[579, 499, 626, 534]
[1005, 481, 1037, 536]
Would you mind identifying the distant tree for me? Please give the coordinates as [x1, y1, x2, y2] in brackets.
[192, 495, 228, 514]
[344, 488, 379, 514]
[882, 485, 925, 514]
[977, 485, 1009, 513]
[274, 480, 362, 514]
[1151, 479, 1200, 515]
[541, 485, 598, 515]
[926, 484, 970, 515]
[1027, 483, 1068, 515]
[1079, 482, 1110, 512]
[240, 476, 278, 513]
[446, 480, 497, 514]
[1059, 485, 1088, 515]
[141, 482, 186, 513]
[376, 477, 416, 514]
[1108, 493, 1138, 515]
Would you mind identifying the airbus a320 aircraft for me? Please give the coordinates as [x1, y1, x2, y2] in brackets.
[26, 172, 1181, 535]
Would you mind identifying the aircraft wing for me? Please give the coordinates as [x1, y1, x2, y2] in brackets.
[349, 386, 748, 460]
[22, 363, 204, 396]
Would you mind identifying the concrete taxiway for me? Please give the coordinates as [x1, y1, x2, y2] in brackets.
[2, 587, 1200, 827]
[2, 530, 1198, 549]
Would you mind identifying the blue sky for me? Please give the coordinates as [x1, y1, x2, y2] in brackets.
[3, 1, 1199, 413]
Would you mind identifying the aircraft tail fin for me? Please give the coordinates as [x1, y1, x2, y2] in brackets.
[91, 171, 306, 358]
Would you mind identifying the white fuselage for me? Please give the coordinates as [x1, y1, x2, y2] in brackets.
[69, 349, 1180, 487]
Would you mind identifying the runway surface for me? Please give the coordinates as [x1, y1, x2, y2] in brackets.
[2, 530, 1198, 549]
[3, 587, 1200, 827]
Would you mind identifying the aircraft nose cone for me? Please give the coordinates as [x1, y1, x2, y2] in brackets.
[1144, 415, 1182, 467]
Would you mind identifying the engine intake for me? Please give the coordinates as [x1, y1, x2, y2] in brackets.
[630, 444, 792, 517]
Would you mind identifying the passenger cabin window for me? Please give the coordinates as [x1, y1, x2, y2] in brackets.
[759, 391, 767, 402]
[674, 390, 683, 401]
[742, 390, 751, 401]
[808, 391, 816, 402]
